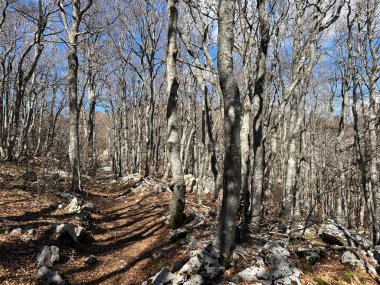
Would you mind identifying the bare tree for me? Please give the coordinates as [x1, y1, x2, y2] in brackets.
[166, 0, 185, 229]
[213, 0, 242, 266]
[58, 0, 93, 191]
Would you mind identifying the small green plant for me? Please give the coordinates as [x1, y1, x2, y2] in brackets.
[332, 276, 339, 281]
[0, 226, 9, 234]
[343, 272, 353, 284]
[313, 276, 330, 285]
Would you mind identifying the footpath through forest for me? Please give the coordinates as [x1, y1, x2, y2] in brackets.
[0, 162, 379, 284]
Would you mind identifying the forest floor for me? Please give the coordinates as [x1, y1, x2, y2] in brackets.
[0, 161, 378, 285]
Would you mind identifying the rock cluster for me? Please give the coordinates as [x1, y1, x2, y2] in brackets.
[37, 246, 60, 268]
[56, 222, 93, 244]
[36, 246, 65, 285]
[318, 219, 372, 249]
[237, 240, 301, 285]
[184, 174, 197, 193]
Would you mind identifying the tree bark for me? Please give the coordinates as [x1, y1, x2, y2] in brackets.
[213, 0, 241, 267]
[166, 0, 185, 229]
[250, 0, 270, 226]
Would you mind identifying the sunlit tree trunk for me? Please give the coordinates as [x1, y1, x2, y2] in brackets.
[213, 0, 241, 267]
[167, 0, 185, 229]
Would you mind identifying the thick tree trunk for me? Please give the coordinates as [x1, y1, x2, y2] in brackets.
[249, 0, 270, 226]
[213, 0, 241, 267]
[166, 0, 185, 229]
[68, 45, 81, 191]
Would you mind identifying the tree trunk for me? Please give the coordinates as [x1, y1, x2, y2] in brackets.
[87, 74, 96, 176]
[213, 0, 241, 267]
[166, 0, 185, 229]
[249, 0, 270, 226]
[68, 45, 81, 191]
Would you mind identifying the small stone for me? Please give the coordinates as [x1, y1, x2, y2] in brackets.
[84, 255, 98, 266]
[56, 223, 78, 243]
[296, 248, 320, 265]
[37, 266, 65, 285]
[188, 238, 199, 250]
[154, 184, 168, 193]
[27, 229, 36, 235]
[101, 166, 113, 172]
[82, 203, 97, 213]
[170, 228, 189, 241]
[74, 212, 88, 221]
[50, 173, 60, 180]
[66, 197, 81, 213]
[21, 170, 37, 181]
[120, 263, 131, 270]
[10, 228, 22, 235]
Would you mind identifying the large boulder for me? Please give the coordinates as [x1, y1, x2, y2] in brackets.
[262, 241, 301, 285]
[37, 246, 59, 268]
[341, 251, 365, 269]
[238, 257, 267, 282]
[318, 220, 356, 247]
[237, 239, 301, 285]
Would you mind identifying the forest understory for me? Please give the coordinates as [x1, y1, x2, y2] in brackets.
[0, 0, 380, 284]
[0, 161, 379, 285]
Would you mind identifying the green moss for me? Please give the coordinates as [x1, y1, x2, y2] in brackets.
[354, 273, 365, 284]
[305, 232, 317, 239]
[343, 272, 353, 284]
[167, 199, 185, 229]
[313, 277, 330, 285]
